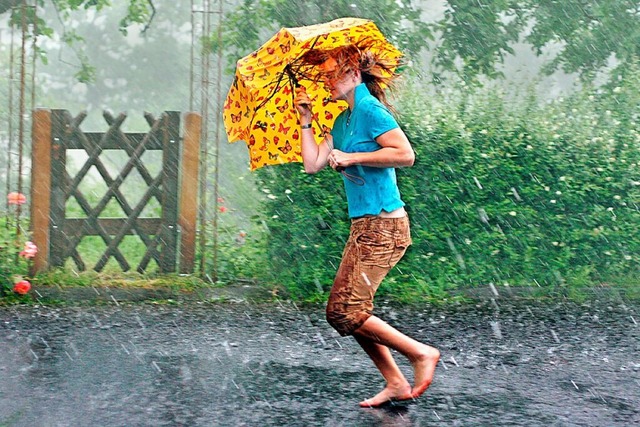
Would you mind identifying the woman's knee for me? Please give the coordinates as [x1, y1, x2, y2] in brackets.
[326, 302, 370, 336]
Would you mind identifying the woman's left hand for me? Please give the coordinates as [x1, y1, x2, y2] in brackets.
[329, 149, 352, 171]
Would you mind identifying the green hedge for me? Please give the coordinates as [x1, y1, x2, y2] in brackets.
[251, 70, 640, 300]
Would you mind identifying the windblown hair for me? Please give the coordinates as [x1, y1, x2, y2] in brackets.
[300, 39, 402, 111]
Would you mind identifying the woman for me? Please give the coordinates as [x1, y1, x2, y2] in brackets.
[294, 44, 440, 408]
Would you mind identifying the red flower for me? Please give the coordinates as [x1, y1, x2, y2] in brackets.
[13, 280, 31, 295]
[217, 197, 225, 204]
[7, 192, 26, 205]
[219, 206, 228, 213]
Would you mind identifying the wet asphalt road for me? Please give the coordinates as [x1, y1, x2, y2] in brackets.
[1, 297, 639, 426]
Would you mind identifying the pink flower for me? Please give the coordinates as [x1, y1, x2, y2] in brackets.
[217, 197, 225, 204]
[13, 280, 31, 295]
[219, 206, 228, 213]
[19, 241, 38, 259]
[7, 192, 26, 205]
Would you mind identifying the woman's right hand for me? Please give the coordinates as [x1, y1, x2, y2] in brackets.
[294, 86, 312, 122]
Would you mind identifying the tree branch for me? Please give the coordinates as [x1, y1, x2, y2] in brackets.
[140, 0, 156, 34]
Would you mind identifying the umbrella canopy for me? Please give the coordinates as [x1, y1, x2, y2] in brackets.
[223, 17, 403, 170]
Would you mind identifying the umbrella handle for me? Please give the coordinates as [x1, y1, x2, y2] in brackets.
[284, 64, 300, 87]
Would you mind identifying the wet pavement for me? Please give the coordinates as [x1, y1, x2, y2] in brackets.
[1, 296, 639, 426]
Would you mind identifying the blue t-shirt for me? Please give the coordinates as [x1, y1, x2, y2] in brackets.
[331, 84, 405, 218]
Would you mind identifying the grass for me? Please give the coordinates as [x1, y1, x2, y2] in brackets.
[34, 268, 214, 292]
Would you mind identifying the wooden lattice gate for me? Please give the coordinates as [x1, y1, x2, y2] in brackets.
[30, 109, 201, 274]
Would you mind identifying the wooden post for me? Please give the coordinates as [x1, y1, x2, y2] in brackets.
[179, 112, 201, 274]
[48, 110, 68, 268]
[30, 109, 52, 274]
[159, 111, 181, 273]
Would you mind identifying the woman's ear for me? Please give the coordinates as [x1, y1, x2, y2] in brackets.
[353, 68, 362, 82]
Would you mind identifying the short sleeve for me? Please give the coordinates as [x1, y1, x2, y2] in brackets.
[362, 103, 399, 140]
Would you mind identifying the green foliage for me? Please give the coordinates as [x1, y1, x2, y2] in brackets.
[221, 0, 433, 69]
[6, 0, 152, 83]
[524, 0, 640, 81]
[224, 0, 639, 85]
[118, 0, 153, 35]
[255, 67, 640, 301]
[253, 164, 350, 299]
[205, 220, 270, 282]
[433, 0, 524, 83]
[0, 220, 32, 298]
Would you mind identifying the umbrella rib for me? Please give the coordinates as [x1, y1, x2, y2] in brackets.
[254, 67, 291, 112]
[254, 33, 324, 114]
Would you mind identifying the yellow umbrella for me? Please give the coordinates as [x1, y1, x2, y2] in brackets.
[223, 17, 403, 170]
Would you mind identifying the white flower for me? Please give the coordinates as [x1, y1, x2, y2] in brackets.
[613, 86, 621, 93]
[509, 211, 517, 216]
[464, 238, 472, 245]
[262, 188, 271, 194]
[550, 200, 557, 204]
[556, 191, 562, 195]
[284, 189, 292, 194]
[606, 207, 614, 211]
[480, 129, 488, 135]
[267, 194, 277, 200]
[552, 242, 559, 246]
[480, 153, 489, 158]
[272, 215, 279, 219]
[613, 195, 621, 200]
[559, 176, 566, 181]
[438, 257, 448, 262]
[624, 255, 632, 260]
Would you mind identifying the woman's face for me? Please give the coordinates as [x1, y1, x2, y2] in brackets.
[319, 57, 357, 102]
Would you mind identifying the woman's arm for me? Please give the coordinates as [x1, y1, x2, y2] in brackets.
[328, 127, 415, 170]
[294, 86, 332, 174]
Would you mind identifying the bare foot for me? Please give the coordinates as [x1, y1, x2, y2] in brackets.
[359, 382, 413, 408]
[411, 346, 440, 399]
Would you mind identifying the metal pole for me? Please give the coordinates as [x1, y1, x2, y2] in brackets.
[6, 10, 15, 218]
[211, 0, 224, 283]
[197, 0, 211, 278]
[16, 0, 28, 240]
[31, 1, 37, 110]
[189, 0, 195, 111]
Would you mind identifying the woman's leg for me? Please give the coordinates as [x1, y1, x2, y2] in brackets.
[327, 216, 439, 406]
[352, 333, 412, 407]
[354, 315, 440, 402]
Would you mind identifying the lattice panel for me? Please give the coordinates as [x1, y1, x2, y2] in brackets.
[48, 110, 180, 273]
